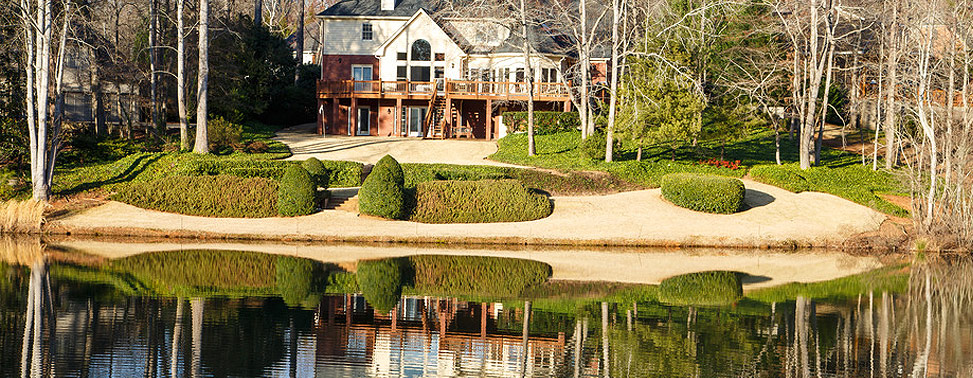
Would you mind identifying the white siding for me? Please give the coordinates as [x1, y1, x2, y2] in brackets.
[375, 12, 465, 81]
[465, 54, 563, 82]
[319, 18, 408, 55]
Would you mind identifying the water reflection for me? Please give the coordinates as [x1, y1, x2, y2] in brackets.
[1, 242, 971, 377]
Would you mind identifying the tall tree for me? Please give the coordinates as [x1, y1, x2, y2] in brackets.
[604, 0, 621, 162]
[519, 0, 536, 156]
[194, 0, 209, 153]
[177, 0, 189, 150]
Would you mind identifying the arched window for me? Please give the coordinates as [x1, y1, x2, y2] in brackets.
[411, 40, 431, 61]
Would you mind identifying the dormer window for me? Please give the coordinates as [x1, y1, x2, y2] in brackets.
[361, 23, 373, 41]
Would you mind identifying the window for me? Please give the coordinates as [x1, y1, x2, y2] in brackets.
[435, 53, 445, 61]
[502, 68, 511, 82]
[397, 66, 408, 81]
[515, 68, 525, 82]
[411, 39, 431, 61]
[434, 66, 444, 79]
[542, 68, 558, 83]
[397, 52, 408, 60]
[361, 23, 373, 41]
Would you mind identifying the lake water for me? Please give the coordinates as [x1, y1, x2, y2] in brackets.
[1, 238, 971, 377]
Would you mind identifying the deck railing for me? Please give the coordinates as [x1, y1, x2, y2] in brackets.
[318, 79, 569, 99]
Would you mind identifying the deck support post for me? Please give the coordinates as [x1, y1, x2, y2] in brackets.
[317, 98, 325, 135]
[395, 98, 403, 136]
[330, 99, 339, 135]
[350, 96, 358, 136]
[445, 97, 453, 138]
[486, 99, 493, 140]
[563, 100, 571, 112]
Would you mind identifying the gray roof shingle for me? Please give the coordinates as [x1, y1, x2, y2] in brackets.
[318, 0, 442, 17]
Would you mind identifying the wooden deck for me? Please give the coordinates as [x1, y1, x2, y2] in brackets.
[317, 79, 571, 101]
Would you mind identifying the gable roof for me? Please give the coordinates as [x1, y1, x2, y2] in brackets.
[319, 0, 442, 18]
[374, 9, 463, 56]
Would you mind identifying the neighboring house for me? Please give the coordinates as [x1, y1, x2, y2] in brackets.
[288, 20, 323, 65]
[315, 0, 590, 140]
[61, 42, 140, 128]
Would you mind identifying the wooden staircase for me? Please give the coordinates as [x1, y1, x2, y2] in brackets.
[424, 94, 452, 139]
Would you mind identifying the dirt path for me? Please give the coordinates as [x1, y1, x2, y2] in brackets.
[48, 179, 888, 248]
[49, 240, 888, 289]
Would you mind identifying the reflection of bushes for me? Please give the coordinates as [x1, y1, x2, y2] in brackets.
[658, 271, 743, 306]
[276, 257, 316, 306]
[746, 265, 908, 303]
[356, 258, 404, 313]
[410, 255, 551, 297]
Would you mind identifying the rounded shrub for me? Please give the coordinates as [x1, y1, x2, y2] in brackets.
[301, 157, 330, 189]
[658, 271, 743, 307]
[748, 165, 810, 193]
[356, 258, 404, 313]
[660, 173, 746, 214]
[358, 157, 406, 219]
[277, 165, 316, 216]
[373, 155, 404, 186]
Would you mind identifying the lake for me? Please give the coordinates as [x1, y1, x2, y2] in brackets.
[1, 237, 970, 377]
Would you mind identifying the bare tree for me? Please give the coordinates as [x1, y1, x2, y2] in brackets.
[194, 0, 209, 154]
[604, 0, 621, 162]
[177, 0, 190, 150]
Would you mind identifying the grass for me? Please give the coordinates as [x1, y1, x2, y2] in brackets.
[658, 271, 744, 307]
[0, 200, 45, 234]
[746, 264, 909, 303]
[490, 129, 909, 215]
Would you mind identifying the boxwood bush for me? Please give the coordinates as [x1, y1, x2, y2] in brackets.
[358, 156, 406, 219]
[319, 160, 364, 187]
[301, 157, 330, 189]
[503, 111, 580, 135]
[410, 255, 552, 297]
[658, 271, 743, 307]
[112, 175, 279, 218]
[660, 173, 746, 214]
[173, 158, 291, 180]
[410, 179, 552, 223]
[356, 258, 404, 313]
[749, 165, 810, 193]
[277, 165, 316, 216]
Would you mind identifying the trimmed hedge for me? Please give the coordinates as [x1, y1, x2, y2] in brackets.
[320, 160, 364, 187]
[410, 255, 551, 297]
[172, 158, 291, 180]
[661, 173, 746, 214]
[411, 179, 552, 223]
[301, 158, 330, 189]
[277, 165, 316, 216]
[658, 271, 743, 307]
[749, 165, 810, 193]
[356, 258, 404, 313]
[359, 155, 407, 219]
[112, 175, 279, 218]
[503, 111, 580, 135]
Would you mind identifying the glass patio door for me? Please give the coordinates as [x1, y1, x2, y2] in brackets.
[408, 107, 426, 137]
[357, 107, 370, 136]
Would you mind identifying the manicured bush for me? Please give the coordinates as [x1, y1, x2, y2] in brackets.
[356, 258, 404, 313]
[319, 160, 365, 187]
[660, 173, 746, 214]
[277, 165, 316, 216]
[608, 160, 744, 188]
[503, 111, 580, 135]
[411, 179, 552, 223]
[301, 157, 330, 189]
[112, 175, 279, 218]
[358, 156, 406, 219]
[174, 158, 292, 180]
[403, 163, 511, 188]
[373, 155, 404, 185]
[409, 255, 552, 297]
[658, 271, 743, 307]
[207, 116, 244, 151]
[748, 165, 810, 193]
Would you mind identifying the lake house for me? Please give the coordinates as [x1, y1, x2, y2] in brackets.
[315, 0, 601, 140]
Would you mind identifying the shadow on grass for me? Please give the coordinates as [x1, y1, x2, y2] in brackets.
[56, 154, 163, 196]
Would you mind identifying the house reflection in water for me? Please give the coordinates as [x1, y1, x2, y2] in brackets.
[313, 295, 570, 378]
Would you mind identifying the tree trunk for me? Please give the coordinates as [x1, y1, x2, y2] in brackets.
[254, 0, 262, 26]
[194, 0, 210, 154]
[177, 0, 190, 150]
[883, 2, 899, 170]
[814, 42, 836, 165]
[295, 0, 304, 82]
[150, 0, 160, 135]
[521, 0, 536, 157]
[605, 0, 620, 162]
[579, 0, 589, 140]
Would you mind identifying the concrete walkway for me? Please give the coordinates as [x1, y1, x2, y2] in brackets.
[49, 179, 887, 247]
[274, 123, 514, 166]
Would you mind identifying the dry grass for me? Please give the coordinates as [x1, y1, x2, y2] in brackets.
[0, 200, 46, 234]
[0, 236, 44, 266]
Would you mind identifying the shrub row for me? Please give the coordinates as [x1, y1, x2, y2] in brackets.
[409, 255, 552, 298]
[410, 179, 552, 223]
[608, 160, 745, 188]
[660, 173, 746, 214]
[112, 175, 280, 218]
[172, 158, 291, 181]
[748, 165, 810, 193]
[503, 111, 580, 135]
[358, 155, 406, 219]
[658, 271, 743, 307]
[320, 160, 365, 187]
[402, 163, 511, 188]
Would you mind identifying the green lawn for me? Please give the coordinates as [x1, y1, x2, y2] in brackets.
[490, 129, 909, 216]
